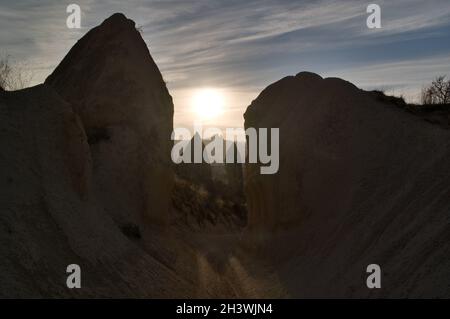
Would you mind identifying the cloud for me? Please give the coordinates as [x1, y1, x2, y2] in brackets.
[325, 54, 450, 102]
[1, 0, 449, 123]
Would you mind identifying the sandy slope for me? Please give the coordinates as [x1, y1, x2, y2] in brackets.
[244, 72, 450, 297]
[0, 85, 201, 297]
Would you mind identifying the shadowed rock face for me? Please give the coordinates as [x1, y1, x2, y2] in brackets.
[0, 13, 191, 298]
[244, 72, 450, 297]
[46, 13, 173, 226]
[0, 84, 194, 298]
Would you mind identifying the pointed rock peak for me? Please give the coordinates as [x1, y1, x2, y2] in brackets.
[44, 14, 174, 226]
[192, 132, 203, 142]
[103, 12, 134, 25]
[96, 13, 137, 34]
[45, 13, 171, 131]
[45, 12, 159, 87]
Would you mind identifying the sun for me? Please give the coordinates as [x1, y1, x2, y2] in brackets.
[192, 88, 225, 120]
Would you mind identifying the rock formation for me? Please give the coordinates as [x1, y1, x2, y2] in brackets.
[174, 133, 213, 187]
[244, 71, 450, 297]
[0, 84, 195, 297]
[0, 13, 188, 298]
[172, 135, 246, 231]
[46, 13, 173, 226]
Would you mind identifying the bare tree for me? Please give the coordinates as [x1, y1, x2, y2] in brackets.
[421, 75, 450, 105]
[0, 55, 12, 90]
[0, 54, 34, 91]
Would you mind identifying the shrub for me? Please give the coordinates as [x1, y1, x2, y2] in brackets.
[0, 54, 33, 91]
[421, 75, 450, 105]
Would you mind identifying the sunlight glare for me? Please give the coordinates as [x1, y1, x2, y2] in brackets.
[191, 88, 225, 120]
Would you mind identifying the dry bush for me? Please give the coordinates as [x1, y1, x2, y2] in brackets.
[421, 75, 450, 105]
[0, 54, 34, 91]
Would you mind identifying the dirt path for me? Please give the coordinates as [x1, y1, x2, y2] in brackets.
[179, 231, 287, 298]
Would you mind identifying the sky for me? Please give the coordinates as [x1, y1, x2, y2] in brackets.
[1, 0, 450, 131]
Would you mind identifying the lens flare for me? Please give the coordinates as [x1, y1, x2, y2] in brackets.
[192, 88, 225, 120]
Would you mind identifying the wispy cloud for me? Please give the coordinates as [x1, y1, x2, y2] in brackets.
[1, 0, 449, 125]
[325, 55, 450, 102]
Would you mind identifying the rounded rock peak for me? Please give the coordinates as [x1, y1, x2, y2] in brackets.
[295, 71, 323, 81]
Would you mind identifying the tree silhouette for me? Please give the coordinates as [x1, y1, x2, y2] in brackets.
[0, 54, 33, 91]
[421, 75, 450, 105]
